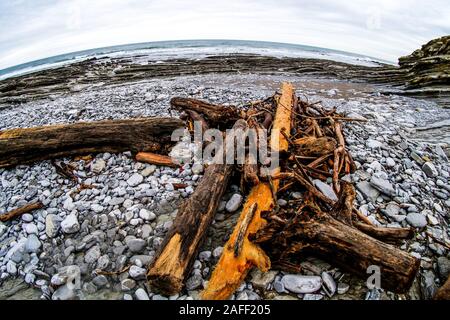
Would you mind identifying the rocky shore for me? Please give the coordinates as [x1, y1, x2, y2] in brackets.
[0, 38, 449, 300]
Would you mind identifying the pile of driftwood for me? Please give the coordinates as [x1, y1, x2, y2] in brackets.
[0, 82, 448, 300]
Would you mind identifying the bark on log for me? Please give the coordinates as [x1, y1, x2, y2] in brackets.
[0, 117, 183, 168]
[0, 202, 44, 222]
[170, 97, 241, 127]
[135, 152, 177, 167]
[434, 275, 450, 300]
[147, 119, 248, 295]
[201, 82, 294, 300]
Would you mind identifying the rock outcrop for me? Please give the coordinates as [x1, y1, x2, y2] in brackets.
[399, 35, 450, 90]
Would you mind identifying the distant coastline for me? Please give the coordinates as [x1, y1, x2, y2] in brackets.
[0, 39, 392, 80]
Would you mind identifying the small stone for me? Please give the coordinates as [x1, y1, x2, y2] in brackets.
[129, 265, 146, 280]
[123, 294, 133, 300]
[121, 278, 136, 291]
[25, 273, 36, 284]
[141, 165, 156, 177]
[422, 162, 438, 178]
[127, 173, 144, 187]
[199, 251, 212, 261]
[273, 280, 286, 293]
[185, 274, 203, 290]
[139, 208, 156, 221]
[135, 288, 150, 300]
[97, 255, 110, 270]
[385, 158, 396, 167]
[356, 181, 380, 202]
[52, 284, 76, 300]
[6, 261, 17, 275]
[126, 238, 146, 253]
[45, 214, 60, 238]
[337, 282, 350, 294]
[406, 212, 427, 228]
[226, 194, 243, 212]
[25, 234, 42, 253]
[370, 177, 396, 197]
[277, 199, 288, 206]
[91, 204, 104, 213]
[437, 257, 450, 279]
[92, 275, 108, 288]
[281, 275, 322, 294]
[321, 271, 336, 296]
[303, 293, 323, 300]
[84, 245, 101, 263]
[313, 180, 338, 201]
[192, 163, 204, 175]
[61, 213, 80, 234]
[24, 223, 38, 234]
[212, 246, 223, 259]
[250, 269, 277, 290]
[0, 222, 6, 237]
[109, 197, 124, 206]
[21, 213, 34, 222]
[91, 159, 106, 173]
[366, 139, 383, 148]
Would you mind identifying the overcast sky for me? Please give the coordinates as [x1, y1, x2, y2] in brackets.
[0, 0, 449, 69]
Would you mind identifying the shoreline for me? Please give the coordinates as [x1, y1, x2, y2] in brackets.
[0, 71, 449, 300]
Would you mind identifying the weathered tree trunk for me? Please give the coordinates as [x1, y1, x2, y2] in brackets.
[201, 82, 294, 300]
[255, 208, 420, 294]
[0, 117, 183, 168]
[0, 202, 44, 222]
[170, 97, 241, 127]
[147, 119, 248, 295]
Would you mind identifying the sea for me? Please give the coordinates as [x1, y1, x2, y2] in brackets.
[0, 39, 393, 81]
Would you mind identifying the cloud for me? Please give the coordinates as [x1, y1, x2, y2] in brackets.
[0, 0, 449, 69]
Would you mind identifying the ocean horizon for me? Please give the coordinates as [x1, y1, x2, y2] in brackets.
[0, 39, 394, 80]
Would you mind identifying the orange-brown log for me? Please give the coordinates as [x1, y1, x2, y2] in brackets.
[0, 202, 44, 222]
[136, 152, 177, 167]
[201, 82, 294, 300]
[147, 120, 248, 295]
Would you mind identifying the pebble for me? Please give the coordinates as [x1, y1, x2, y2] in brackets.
[129, 265, 146, 280]
[52, 284, 77, 300]
[61, 213, 80, 234]
[370, 176, 396, 196]
[135, 288, 150, 300]
[303, 293, 323, 300]
[406, 212, 427, 228]
[337, 282, 350, 294]
[321, 271, 336, 296]
[226, 194, 243, 212]
[45, 214, 60, 238]
[437, 257, 450, 279]
[91, 159, 106, 173]
[281, 275, 322, 294]
[127, 173, 144, 187]
[313, 180, 338, 201]
[212, 246, 223, 259]
[25, 234, 42, 253]
[199, 251, 212, 261]
[21, 213, 34, 222]
[121, 278, 137, 291]
[84, 245, 101, 263]
[92, 275, 108, 288]
[126, 238, 146, 253]
[422, 162, 438, 178]
[139, 208, 156, 221]
[141, 165, 156, 177]
[366, 139, 383, 149]
[185, 274, 203, 290]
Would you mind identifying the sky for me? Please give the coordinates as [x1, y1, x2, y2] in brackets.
[0, 0, 449, 69]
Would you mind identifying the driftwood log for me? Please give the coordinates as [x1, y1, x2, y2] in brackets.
[0, 202, 44, 222]
[254, 194, 419, 293]
[201, 82, 294, 300]
[170, 97, 241, 127]
[135, 152, 176, 167]
[0, 117, 183, 168]
[147, 119, 248, 295]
